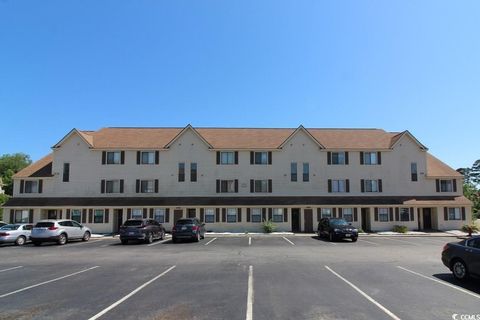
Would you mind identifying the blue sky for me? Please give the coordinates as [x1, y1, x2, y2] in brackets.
[0, 1, 479, 169]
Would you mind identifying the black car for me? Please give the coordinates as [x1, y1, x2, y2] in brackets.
[317, 218, 358, 242]
[172, 218, 206, 243]
[119, 219, 166, 245]
[442, 236, 480, 281]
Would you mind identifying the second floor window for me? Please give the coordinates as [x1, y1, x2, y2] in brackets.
[220, 152, 235, 165]
[141, 152, 155, 164]
[25, 181, 39, 193]
[107, 151, 122, 164]
[106, 180, 121, 193]
[141, 180, 155, 193]
[440, 180, 453, 192]
[328, 152, 348, 165]
[332, 180, 345, 193]
[178, 163, 185, 182]
[255, 180, 268, 193]
[362, 179, 382, 193]
[217, 179, 238, 193]
[254, 152, 268, 164]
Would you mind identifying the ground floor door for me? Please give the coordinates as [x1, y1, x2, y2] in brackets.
[113, 209, 123, 233]
[361, 208, 370, 232]
[291, 208, 300, 232]
[422, 208, 432, 230]
[304, 209, 313, 233]
[174, 210, 183, 224]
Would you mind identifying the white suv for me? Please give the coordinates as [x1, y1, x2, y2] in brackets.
[31, 219, 92, 246]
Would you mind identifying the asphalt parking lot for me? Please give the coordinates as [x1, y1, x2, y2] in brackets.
[0, 235, 479, 320]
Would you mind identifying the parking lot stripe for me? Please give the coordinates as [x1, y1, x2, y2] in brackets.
[383, 237, 420, 246]
[397, 266, 480, 300]
[57, 240, 103, 248]
[0, 266, 23, 273]
[147, 239, 170, 247]
[246, 265, 254, 320]
[282, 237, 295, 246]
[248, 237, 252, 246]
[358, 239, 379, 245]
[205, 237, 217, 246]
[88, 265, 176, 320]
[0, 266, 100, 299]
[325, 266, 401, 320]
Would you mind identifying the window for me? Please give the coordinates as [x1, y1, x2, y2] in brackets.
[141, 180, 155, 193]
[191, 163, 197, 182]
[448, 208, 461, 220]
[321, 208, 332, 218]
[440, 180, 453, 192]
[25, 181, 38, 193]
[254, 180, 268, 193]
[131, 208, 143, 219]
[254, 152, 268, 165]
[291, 162, 297, 182]
[221, 180, 236, 193]
[72, 221, 82, 228]
[220, 152, 235, 165]
[400, 208, 410, 221]
[364, 180, 378, 192]
[411, 163, 418, 182]
[251, 208, 262, 223]
[141, 152, 155, 164]
[71, 209, 81, 223]
[364, 152, 376, 165]
[272, 208, 283, 222]
[154, 208, 165, 223]
[94, 209, 104, 223]
[303, 163, 309, 182]
[227, 208, 237, 223]
[467, 238, 480, 249]
[178, 163, 185, 182]
[106, 180, 121, 193]
[14, 210, 29, 223]
[63, 163, 70, 182]
[379, 208, 389, 222]
[107, 151, 121, 164]
[342, 208, 353, 222]
[332, 180, 346, 193]
[332, 152, 346, 165]
[205, 208, 215, 223]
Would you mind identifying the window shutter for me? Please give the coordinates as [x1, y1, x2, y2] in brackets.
[127, 208, 132, 219]
[268, 208, 272, 220]
[101, 180, 106, 194]
[328, 179, 332, 193]
[353, 208, 358, 221]
[268, 151, 272, 165]
[120, 180, 124, 193]
[66, 209, 71, 220]
[395, 208, 399, 221]
[89, 209, 93, 223]
[222, 208, 226, 222]
[262, 208, 266, 221]
[346, 179, 350, 193]
[38, 179, 43, 193]
[216, 208, 220, 222]
[360, 152, 364, 165]
[121, 151, 125, 164]
[453, 179, 457, 192]
[247, 208, 251, 222]
[82, 209, 87, 223]
[327, 152, 331, 165]
[234, 151, 239, 165]
[155, 151, 160, 165]
[389, 208, 393, 222]
[444, 207, 448, 221]
[461, 207, 466, 220]
[143, 208, 148, 219]
[102, 151, 106, 165]
[333, 208, 337, 218]
[20, 180, 24, 194]
[374, 208, 379, 221]
[137, 151, 141, 165]
[216, 180, 220, 193]
[165, 209, 170, 223]
[250, 152, 254, 164]
[317, 208, 321, 222]
[338, 208, 343, 218]
[149, 208, 154, 219]
[378, 179, 383, 193]
[29, 209, 34, 223]
[410, 207, 415, 221]
[345, 152, 349, 165]
[154, 180, 159, 193]
[235, 180, 239, 193]
[200, 208, 204, 223]
[105, 209, 110, 223]
[268, 179, 272, 193]
[250, 180, 254, 193]
[10, 209, 14, 223]
[238, 208, 242, 222]
[216, 152, 220, 165]
[377, 152, 382, 165]
[436, 179, 440, 192]
[136, 180, 140, 193]
[360, 179, 365, 193]
[284, 208, 288, 222]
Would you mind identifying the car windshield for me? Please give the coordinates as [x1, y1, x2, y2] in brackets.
[124, 220, 143, 227]
[176, 219, 194, 225]
[35, 222, 54, 228]
[0, 224, 20, 230]
[330, 219, 349, 226]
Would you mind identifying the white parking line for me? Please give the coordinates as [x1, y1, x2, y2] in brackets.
[0, 266, 100, 299]
[204, 237, 217, 246]
[282, 237, 295, 246]
[397, 266, 480, 300]
[358, 239, 379, 245]
[383, 237, 420, 246]
[246, 265, 254, 320]
[57, 240, 103, 248]
[88, 265, 176, 320]
[325, 266, 401, 320]
[0, 266, 23, 273]
[147, 239, 171, 247]
[248, 237, 252, 246]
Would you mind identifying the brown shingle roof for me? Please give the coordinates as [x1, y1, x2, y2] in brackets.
[87, 127, 182, 149]
[426, 153, 463, 178]
[197, 128, 294, 149]
[13, 154, 53, 178]
[308, 128, 398, 149]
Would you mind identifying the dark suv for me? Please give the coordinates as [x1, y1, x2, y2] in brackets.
[172, 218, 205, 243]
[318, 218, 358, 242]
[119, 219, 166, 245]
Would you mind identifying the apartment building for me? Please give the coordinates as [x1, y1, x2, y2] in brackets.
[2, 125, 472, 234]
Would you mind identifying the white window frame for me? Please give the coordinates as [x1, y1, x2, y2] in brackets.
[331, 152, 345, 165]
[365, 180, 378, 192]
[220, 152, 235, 165]
[321, 208, 332, 218]
[363, 152, 378, 165]
[440, 180, 453, 192]
[24, 180, 39, 193]
[332, 180, 346, 193]
[14, 210, 29, 223]
[141, 180, 155, 193]
[400, 208, 410, 221]
[141, 151, 155, 164]
[94, 209, 105, 224]
[71, 209, 81, 223]
[254, 180, 268, 193]
[106, 151, 121, 165]
[205, 208, 215, 223]
[227, 208, 237, 223]
[106, 180, 121, 193]
[251, 208, 262, 223]
[154, 208, 165, 223]
[272, 208, 283, 222]
[342, 208, 353, 222]
[254, 152, 268, 165]
[378, 208, 389, 222]
[448, 207, 461, 220]
[221, 180, 236, 193]
[132, 208, 143, 219]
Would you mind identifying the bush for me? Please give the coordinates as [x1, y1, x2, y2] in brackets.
[461, 224, 479, 237]
[262, 219, 276, 233]
[392, 225, 408, 233]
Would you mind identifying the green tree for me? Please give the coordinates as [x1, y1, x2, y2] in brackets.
[0, 153, 32, 195]
[0, 194, 9, 221]
[463, 183, 480, 220]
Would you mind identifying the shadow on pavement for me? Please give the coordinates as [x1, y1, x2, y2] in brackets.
[433, 273, 480, 295]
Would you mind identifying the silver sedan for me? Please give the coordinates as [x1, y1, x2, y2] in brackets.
[0, 224, 33, 246]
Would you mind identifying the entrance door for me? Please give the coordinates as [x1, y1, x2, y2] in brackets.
[48, 210, 58, 220]
[304, 209, 313, 233]
[291, 208, 300, 232]
[113, 209, 123, 233]
[361, 208, 370, 232]
[187, 209, 196, 218]
[423, 208, 432, 230]
[174, 210, 183, 224]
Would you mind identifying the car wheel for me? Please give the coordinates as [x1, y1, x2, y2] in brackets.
[351, 237, 358, 242]
[121, 239, 128, 245]
[201, 232, 205, 240]
[452, 260, 469, 281]
[172, 237, 177, 243]
[329, 232, 335, 242]
[57, 234, 67, 245]
[33, 241, 41, 246]
[82, 231, 91, 242]
[146, 233, 153, 244]
[15, 236, 26, 246]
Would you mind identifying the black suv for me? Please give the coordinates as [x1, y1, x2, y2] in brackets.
[317, 218, 358, 242]
[119, 219, 166, 245]
[172, 218, 206, 243]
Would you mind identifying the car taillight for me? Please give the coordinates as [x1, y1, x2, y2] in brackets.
[48, 226, 58, 231]
[0, 232, 9, 236]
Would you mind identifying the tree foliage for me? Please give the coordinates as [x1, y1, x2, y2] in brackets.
[0, 153, 32, 195]
[459, 159, 480, 220]
[0, 194, 9, 221]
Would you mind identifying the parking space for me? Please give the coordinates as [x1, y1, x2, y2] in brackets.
[0, 235, 477, 320]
